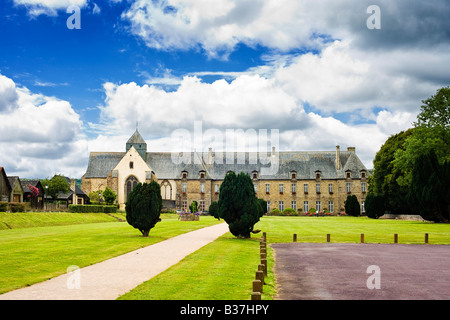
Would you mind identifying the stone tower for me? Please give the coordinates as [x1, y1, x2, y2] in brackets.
[126, 129, 147, 161]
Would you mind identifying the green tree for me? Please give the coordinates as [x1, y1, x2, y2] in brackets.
[102, 187, 117, 205]
[409, 150, 450, 223]
[344, 195, 360, 217]
[125, 181, 162, 237]
[209, 201, 220, 220]
[365, 192, 385, 219]
[257, 198, 267, 217]
[42, 175, 70, 199]
[415, 86, 450, 129]
[218, 171, 261, 238]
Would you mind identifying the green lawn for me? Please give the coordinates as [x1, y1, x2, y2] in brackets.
[1, 213, 449, 299]
[0, 214, 221, 294]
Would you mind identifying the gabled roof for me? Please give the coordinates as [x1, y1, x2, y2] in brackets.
[0, 167, 12, 192]
[7, 176, 23, 192]
[127, 129, 146, 144]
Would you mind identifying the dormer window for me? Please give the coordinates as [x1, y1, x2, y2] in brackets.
[199, 171, 206, 179]
[290, 171, 297, 180]
[252, 171, 258, 180]
[361, 171, 367, 179]
[346, 171, 352, 179]
[315, 171, 321, 180]
[182, 171, 188, 179]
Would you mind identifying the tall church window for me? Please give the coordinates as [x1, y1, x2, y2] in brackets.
[126, 176, 138, 201]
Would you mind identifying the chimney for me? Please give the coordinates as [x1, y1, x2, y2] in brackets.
[70, 179, 77, 204]
[208, 147, 213, 164]
[336, 146, 340, 170]
[272, 146, 276, 156]
[347, 147, 356, 153]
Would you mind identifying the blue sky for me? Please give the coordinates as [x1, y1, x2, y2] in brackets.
[1, 0, 450, 178]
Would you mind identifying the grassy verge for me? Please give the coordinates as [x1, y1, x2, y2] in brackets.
[118, 234, 276, 300]
[0, 214, 220, 294]
[254, 216, 450, 244]
[0, 211, 125, 230]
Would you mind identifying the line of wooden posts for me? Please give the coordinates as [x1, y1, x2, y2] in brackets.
[292, 233, 431, 244]
[251, 232, 267, 300]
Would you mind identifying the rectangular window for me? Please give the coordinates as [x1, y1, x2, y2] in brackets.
[347, 182, 351, 193]
[328, 200, 334, 213]
[291, 201, 297, 211]
[316, 183, 321, 193]
[279, 184, 284, 193]
[182, 183, 187, 193]
[303, 201, 309, 213]
[328, 184, 333, 193]
[215, 184, 219, 193]
[291, 183, 296, 193]
[182, 200, 187, 211]
[199, 200, 205, 212]
[362, 182, 366, 193]
[200, 183, 205, 193]
[304, 183, 308, 193]
[267, 201, 271, 212]
[265, 184, 270, 193]
[279, 201, 284, 211]
[254, 183, 257, 193]
[362, 201, 365, 213]
[316, 201, 321, 212]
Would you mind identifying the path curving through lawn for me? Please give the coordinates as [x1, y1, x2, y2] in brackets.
[0, 223, 229, 300]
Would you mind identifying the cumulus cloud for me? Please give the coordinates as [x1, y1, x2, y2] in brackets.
[0, 73, 86, 178]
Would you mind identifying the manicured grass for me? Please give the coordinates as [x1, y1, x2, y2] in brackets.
[0, 211, 125, 230]
[0, 214, 221, 294]
[255, 216, 450, 245]
[118, 234, 276, 300]
[118, 216, 450, 300]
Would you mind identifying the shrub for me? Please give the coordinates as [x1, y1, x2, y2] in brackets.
[68, 204, 117, 213]
[282, 207, 297, 216]
[209, 201, 220, 220]
[9, 203, 25, 213]
[126, 181, 162, 237]
[365, 192, 385, 219]
[0, 202, 7, 212]
[269, 208, 281, 215]
[345, 195, 361, 217]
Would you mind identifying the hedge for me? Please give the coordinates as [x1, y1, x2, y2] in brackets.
[0, 202, 8, 212]
[0, 202, 26, 212]
[68, 204, 118, 213]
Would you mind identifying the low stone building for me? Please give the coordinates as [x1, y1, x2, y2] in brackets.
[82, 130, 369, 213]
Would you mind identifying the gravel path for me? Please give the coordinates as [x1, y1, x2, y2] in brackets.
[273, 243, 450, 300]
[0, 223, 229, 300]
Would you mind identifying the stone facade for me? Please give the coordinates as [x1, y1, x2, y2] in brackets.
[82, 130, 369, 213]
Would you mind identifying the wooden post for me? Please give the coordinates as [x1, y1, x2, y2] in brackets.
[261, 258, 267, 277]
[251, 292, 261, 300]
[255, 271, 264, 292]
[253, 280, 262, 293]
[260, 252, 266, 260]
[394, 234, 398, 244]
[327, 234, 331, 243]
[425, 233, 429, 244]
[360, 234, 365, 243]
[293, 234, 297, 242]
[263, 232, 266, 242]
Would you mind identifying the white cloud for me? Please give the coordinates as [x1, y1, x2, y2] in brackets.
[14, 0, 88, 16]
[0, 73, 86, 178]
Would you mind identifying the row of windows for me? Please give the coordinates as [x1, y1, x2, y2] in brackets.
[268, 200, 366, 213]
[181, 200, 205, 212]
[181, 182, 367, 194]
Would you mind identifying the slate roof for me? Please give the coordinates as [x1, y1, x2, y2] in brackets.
[84, 149, 368, 180]
[127, 129, 146, 144]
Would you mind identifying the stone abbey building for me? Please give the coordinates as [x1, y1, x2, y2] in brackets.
[81, 130, 369, 214]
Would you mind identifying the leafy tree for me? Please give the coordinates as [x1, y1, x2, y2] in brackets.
[189, 200, 198, 213]
[102, 187, 117, 205]
[41, 175, 70, 199]
[209, 201, 220, 220]
[344, 195, 360, 217]
[257, 198, 267, 217]
[415, 86, 450, 129]
[218, 171, 261, 238]
[125, 181, 162, 237]
[409, 150, 450, 222]
[365, 192, 385, 219]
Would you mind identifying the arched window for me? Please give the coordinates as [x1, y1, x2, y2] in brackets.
[125, 176, 139, 201]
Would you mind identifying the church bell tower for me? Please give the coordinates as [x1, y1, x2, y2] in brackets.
[126, 129, 147, 161]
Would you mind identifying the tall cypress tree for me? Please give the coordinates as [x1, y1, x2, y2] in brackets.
[218, 171, 261, 238]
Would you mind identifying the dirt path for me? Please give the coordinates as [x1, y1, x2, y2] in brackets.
[273, 243, 450, 300]
[0, 223, 229, 300]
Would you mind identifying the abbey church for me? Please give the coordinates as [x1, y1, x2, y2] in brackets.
[81, 130, 369, 214]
